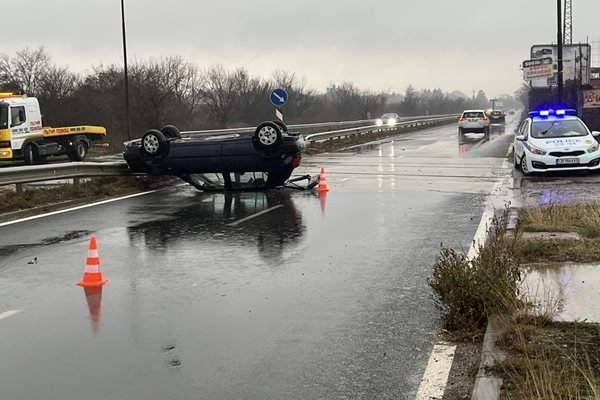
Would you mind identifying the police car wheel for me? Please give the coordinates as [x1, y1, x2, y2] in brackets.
[520, 154, 532, 176]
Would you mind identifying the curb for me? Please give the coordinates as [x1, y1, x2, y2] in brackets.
[471, 208, 519, 400]
[470, 316, 507, 400]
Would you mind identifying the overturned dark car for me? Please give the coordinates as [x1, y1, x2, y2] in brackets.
[124, 121, 309, 190]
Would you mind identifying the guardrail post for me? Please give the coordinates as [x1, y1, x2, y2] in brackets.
[74, 177, 80, 189]
[16, 183, 23, 193]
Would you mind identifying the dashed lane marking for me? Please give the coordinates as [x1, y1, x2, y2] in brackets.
[415, 343, 457, 400]
[0, 310, 22, 321]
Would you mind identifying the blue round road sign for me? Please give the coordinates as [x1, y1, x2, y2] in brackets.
[270, 88, 288, 107]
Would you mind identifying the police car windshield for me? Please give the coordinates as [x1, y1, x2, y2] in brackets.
[0, 105, 7, 129]
[531, 119, 588, 139]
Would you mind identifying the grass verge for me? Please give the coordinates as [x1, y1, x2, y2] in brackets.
[429, 210, 522, 334]
[497, 318, 600, 399]
[0, 176, 175, 217]
[516, 203, 600, 263]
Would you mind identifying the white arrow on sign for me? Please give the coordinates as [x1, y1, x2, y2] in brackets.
[273, 92, 286, 103]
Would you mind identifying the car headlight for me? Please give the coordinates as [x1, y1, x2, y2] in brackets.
[525, 143, 547, 155]
[387, 118, 397, 126]
[376, 119, 383, 126]
[587, 142, 600, 153]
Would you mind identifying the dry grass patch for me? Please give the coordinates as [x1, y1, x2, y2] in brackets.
[516, 203, 600, 262]
[497, 319, 600, 399]
[429, 212, 522, 334]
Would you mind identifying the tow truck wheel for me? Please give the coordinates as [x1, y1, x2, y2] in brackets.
[23, 144, 34, 165]
[161, 125, 182, 139]
[254, 122, 282, 149]
[67, 140, 88, 162]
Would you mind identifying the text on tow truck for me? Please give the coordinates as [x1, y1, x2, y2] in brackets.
[0, 93, 107, 164]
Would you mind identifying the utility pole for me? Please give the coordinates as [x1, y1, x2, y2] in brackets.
[563, 0, 573, 45]
[557, 0, 564, 104]
[121, 0, 131, 141]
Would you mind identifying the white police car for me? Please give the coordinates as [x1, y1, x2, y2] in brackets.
[514, 109, 600, 175]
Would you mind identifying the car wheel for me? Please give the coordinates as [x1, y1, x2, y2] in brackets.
[142, 129, 167, 156]
[67, 140, 88, 161]
[520, 154, 532, 176]
[23, 144, 34, 165]
[161, 125, 182, 139]
[272, 120, 288, 133]
[254, 122, 282, 149]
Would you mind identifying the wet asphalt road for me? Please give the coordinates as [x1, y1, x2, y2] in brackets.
[0, 120, 516, 400]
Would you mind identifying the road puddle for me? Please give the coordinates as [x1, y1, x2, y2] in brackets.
[522, 263, 600, 322]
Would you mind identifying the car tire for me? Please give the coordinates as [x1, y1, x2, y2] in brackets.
[272, 120, 288, 133]
[161, 125, 182, 139]
[520, 154, 532, 176]
[142, 129, 168, 156]
[67, 140, 88, 161]
[23, 144, 34, 165]
[254, 122, 282, 150]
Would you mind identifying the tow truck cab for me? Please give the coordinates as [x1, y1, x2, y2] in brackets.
[0, 93, 106, 164]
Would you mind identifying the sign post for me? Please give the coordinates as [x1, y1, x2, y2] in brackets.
[270, 88, 288, 122]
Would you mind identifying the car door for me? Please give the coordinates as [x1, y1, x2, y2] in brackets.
[514, 119, 530, 160]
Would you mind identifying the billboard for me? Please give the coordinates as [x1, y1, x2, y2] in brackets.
[583, 89, 600, 109]
[527, 44, 591, 88]
[522, 58, 553, 80]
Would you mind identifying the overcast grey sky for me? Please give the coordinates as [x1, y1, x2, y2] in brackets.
[6, 0, 600, 97]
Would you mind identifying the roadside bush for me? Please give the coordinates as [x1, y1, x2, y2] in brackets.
[428, 213, 522, 332]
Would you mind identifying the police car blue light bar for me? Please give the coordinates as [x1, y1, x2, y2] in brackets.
[528, 109, 577, 117]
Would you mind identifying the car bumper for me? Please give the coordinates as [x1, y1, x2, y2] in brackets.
[525, 152, 600, 172]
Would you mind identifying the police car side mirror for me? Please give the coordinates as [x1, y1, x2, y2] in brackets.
[515, 135, 526, 141]
[592, 131, 600, 138]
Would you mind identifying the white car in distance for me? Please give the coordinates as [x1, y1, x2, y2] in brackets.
[457, 110, 491, 137]
[513, 109, 600, 175]
[376, 113, 400, 127]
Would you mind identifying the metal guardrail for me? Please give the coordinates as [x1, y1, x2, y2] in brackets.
[181, 114, 458, 137]
[0, 162, 132, 186]
[305, 115, 459, 142]
[0, 114, 459, 186]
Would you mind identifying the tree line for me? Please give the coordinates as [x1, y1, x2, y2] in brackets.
[0, 47, 521, 146]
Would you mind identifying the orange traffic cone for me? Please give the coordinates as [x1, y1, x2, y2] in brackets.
[316, 167, 329, 192]
[77, 236, 108, 287]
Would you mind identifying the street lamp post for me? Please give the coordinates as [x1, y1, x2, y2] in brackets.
[121, 0, 131, 141]
[490, 98, 497, 111]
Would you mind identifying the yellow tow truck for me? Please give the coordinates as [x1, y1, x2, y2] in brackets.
[0, 93, 107, 164]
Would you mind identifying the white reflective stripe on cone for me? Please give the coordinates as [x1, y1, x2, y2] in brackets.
[88, 249, 99, 258]
[84, 264, 100, 274]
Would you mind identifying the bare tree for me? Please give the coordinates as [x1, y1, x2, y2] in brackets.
[0, 47, 51, 95]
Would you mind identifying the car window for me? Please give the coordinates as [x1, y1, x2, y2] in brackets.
[462, 112, 484, 118]
[530, 119, 588, 139]
[518, 120, 529, 138]
[381, 113, 397, 119]
[229, 172, 268, 189]
[187, 173, 226, 189]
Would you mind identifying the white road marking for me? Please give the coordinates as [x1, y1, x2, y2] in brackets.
[505, 143, 514, 158]
[416, 157, 512, 398]
[0, 310, 22, 321]
[0, 189, 164, 227]
[466, 159, 511, 260]
[227, 205, 284, 227]
[415, 343, 457, 400]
